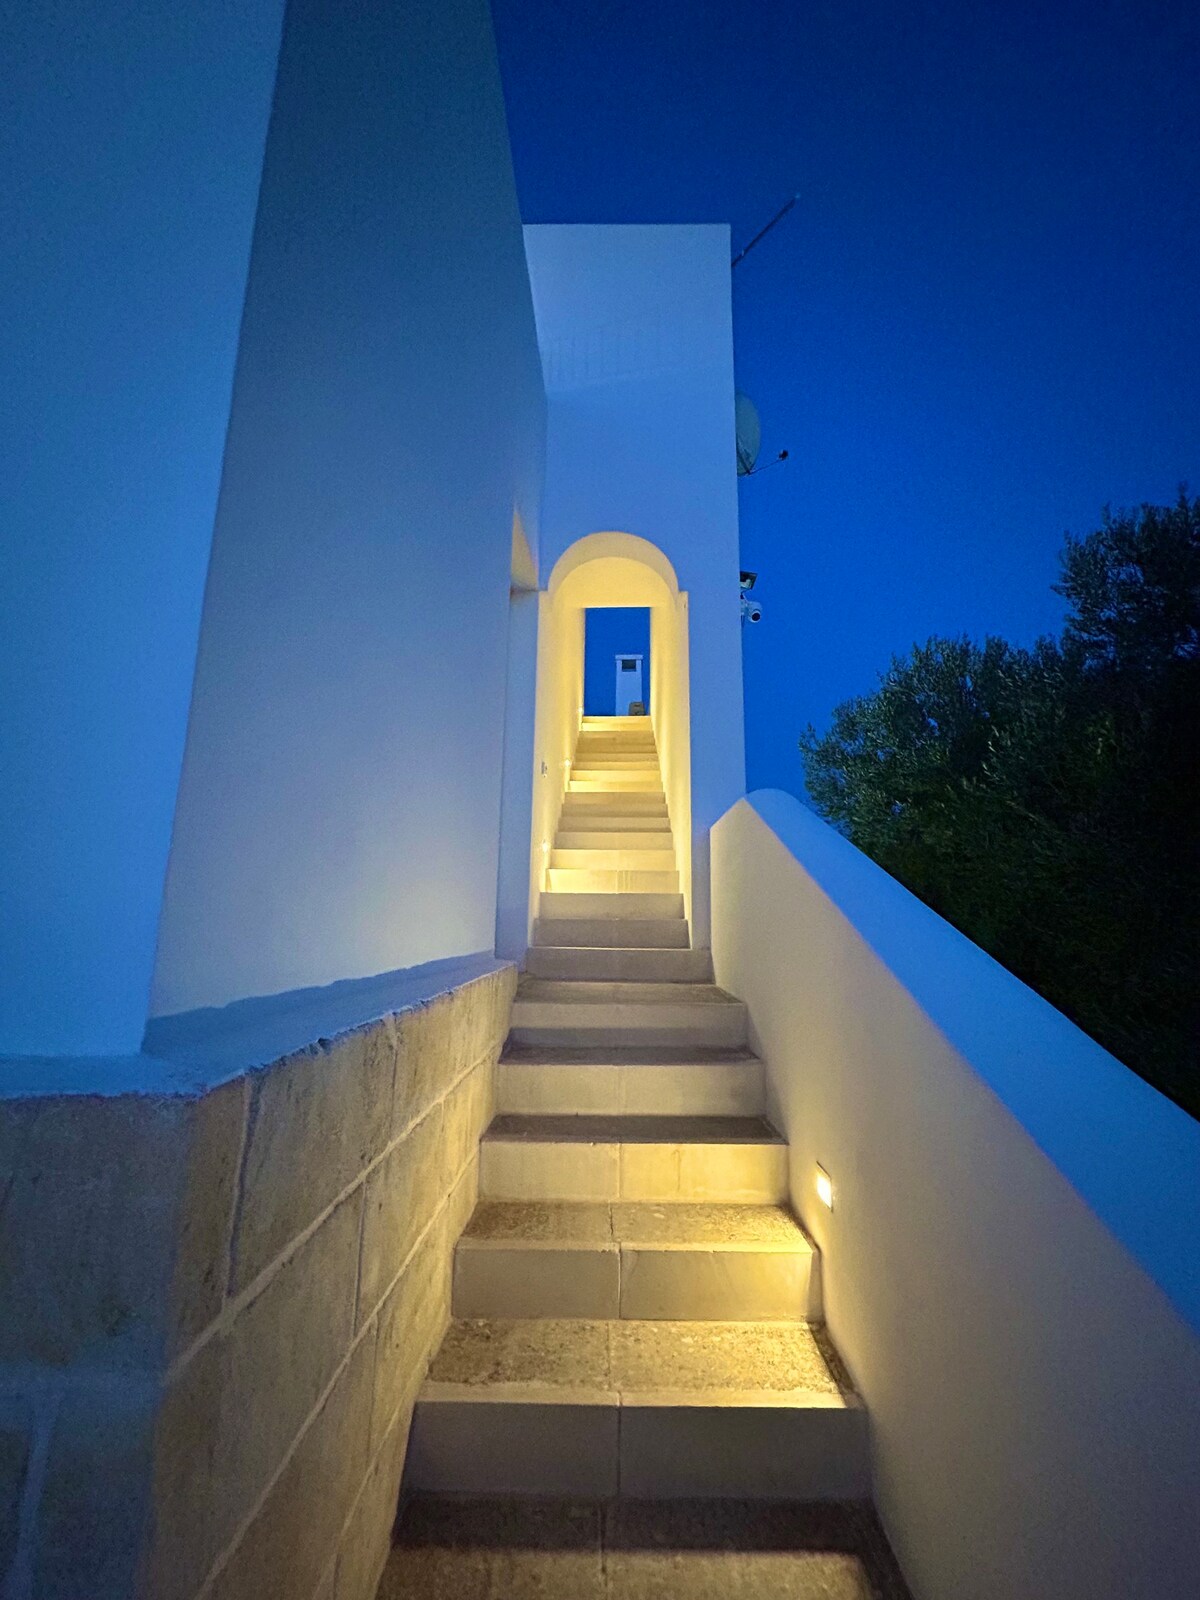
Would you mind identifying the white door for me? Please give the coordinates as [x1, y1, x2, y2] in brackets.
[614, 653, 644, 714]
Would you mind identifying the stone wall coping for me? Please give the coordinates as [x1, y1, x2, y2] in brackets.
[1, 955, 511, 1101]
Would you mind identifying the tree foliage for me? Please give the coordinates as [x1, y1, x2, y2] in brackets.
[800, 493, 1200, 1116]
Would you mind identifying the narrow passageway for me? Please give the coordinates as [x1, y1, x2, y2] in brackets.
[379, 718, 911, 1595]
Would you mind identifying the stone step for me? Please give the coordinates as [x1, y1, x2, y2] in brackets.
[533, 916, 690, 949]
[571, 754, 660, 767]
[479, 1113, 786, 1202]
[407, 1318, 867, 1499]
[387, 1496, 906, 1596]
[561, 792, 668, 813]
[524, 945, 713, 983]
[496, 1043, 763, 1116]
[452, 1201, 819, 1321]
[550, 848, 677, 872]
[510, 978, 747, 1047]
[554, 829, 673, 850]
[538, 892, 684, 921]
[545, 866, 679, 894]
[569, 774, 664, 791]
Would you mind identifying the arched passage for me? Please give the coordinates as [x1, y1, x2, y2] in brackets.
[499, 532, 695, 957]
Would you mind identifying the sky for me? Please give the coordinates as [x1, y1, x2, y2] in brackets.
[585, 608, 652, 715]
[491, 0, 1200, 796]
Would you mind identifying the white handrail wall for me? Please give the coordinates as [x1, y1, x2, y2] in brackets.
[711, 789, 1200, 1600]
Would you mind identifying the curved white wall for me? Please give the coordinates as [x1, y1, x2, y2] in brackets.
[712, 791, 1200, 1600]
[151, 0, 545, 1017]
[522, 225, 746, 945]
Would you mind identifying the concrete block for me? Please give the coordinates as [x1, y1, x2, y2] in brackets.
[371, 1226, 446, 1453]
[33, 1381, 157, 1599]
[0, 1081, 245, 1370]
[618, 1397, 870, 1499]
[406, 1395, 619, 1496]
[619, 1141, 788, 1203]
[620, 1247, 816, 1320]
[480, 1139, 620, 1201]
[393, 992, 471, 1135]
[207, 1326, 376, 1600]
[232, 1022, 395, 1291]
[453, 1242, 620, 1319]
[147, 1189, 362, 1600]
[334, 1403, 410, 1600]
[358, 1106, 444, 1327]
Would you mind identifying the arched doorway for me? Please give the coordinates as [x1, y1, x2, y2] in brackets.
[513, 532, 694, 957]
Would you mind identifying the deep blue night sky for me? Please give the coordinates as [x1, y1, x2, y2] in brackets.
[585, 608, 652, 715]
[492, 0, 1200, 796]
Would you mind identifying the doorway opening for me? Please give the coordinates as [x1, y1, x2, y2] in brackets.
[584, 607, 651, 716]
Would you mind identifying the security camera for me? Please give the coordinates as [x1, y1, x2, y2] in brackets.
[740, 594, 763, 624]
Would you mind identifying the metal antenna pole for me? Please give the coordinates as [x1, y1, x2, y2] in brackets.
[731, 194, 799, 268]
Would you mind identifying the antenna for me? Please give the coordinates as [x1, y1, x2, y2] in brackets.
[731, 193, 800, 269]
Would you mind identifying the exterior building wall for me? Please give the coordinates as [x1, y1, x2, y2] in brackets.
[711, 792, 1200, 1600]
[0, 963, 514, 1600]
[0, 0, 285, 1056]
[150, 0, 545, 1017]
[521, 224, 746, 946]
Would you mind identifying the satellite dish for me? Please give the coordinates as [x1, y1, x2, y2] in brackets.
[735, 391, 761, 476]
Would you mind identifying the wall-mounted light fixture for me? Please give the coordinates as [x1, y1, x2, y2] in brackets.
[815, 1163, 834, 1211]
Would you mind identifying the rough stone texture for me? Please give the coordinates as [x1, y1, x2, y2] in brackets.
[425, 1319, 841, 1398]
[383, 1496, 604, 1598]
[384, 1496, 913, 1599]
[208, 1326, 375, 1600]
[611, 1321, 838, 1395]
[372, 1226, 448, 1452]
[465, 1201, 614, 1243]
[231, 1021, 397, 1292]
[0, 1082, 245, 1370]
[334, 1403, 411, 1600]
[149, 1189, 364, 1600]
[429, 1318, 611, 1390]
[463, 1200, 808, 1247]
[33, 1382, 157, 1599]
[3, 965, 513, 1600]
[0, 1399, 30, 1585]
[358, 1106, 445, 1327]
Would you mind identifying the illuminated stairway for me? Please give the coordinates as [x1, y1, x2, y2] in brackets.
[404, 716, 868, 1504]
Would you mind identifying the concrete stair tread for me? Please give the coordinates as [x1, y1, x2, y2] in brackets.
[538, 893, 684, 919]
[422, 1318, 849, 1403]
[484, 1113, 785, 1145]
[462, 1200, 810, 1250]
[501, 1043, 760, 1066]
[515, 978, 740, 1005]
[387, 1496, 911, 1599]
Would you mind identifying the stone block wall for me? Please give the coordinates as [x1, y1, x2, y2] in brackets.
[0, 964, 515, 1600]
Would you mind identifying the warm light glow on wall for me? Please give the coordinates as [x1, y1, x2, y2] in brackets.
[815, 1163, 834, 1210]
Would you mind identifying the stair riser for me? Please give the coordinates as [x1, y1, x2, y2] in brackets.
[532, 918, 690, 948]
[407, 1398, 868, 1499]
[495, 1058, 762, 1116]
[546, 869, 679, 894]
[523, 947, 713, 982]
[453, 1243, 817, 1320]
[555, 833, 673, 851]
[538, 893, 684, 920]
[510, 1003, 747, 1050]
[550, 850, 676, 871]
[561, 794, 668, 813]
[479, 1139, 786, 1203]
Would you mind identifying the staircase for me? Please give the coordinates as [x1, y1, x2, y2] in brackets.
[385, 718, 886, 1594]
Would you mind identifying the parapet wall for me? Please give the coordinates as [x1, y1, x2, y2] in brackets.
[0, 962, 515, 1600]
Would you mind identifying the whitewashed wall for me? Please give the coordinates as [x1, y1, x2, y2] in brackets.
[522, 224, 746, 946]
[151, 0, 545, 1016]
[0, 1, 284, 1056]
[712, 791, 1200, 1600]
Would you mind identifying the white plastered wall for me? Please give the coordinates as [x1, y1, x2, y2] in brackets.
[521, 224, 746, 948]
[712, 792, 1200, 1600]
[151, 0, 545, 1016]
